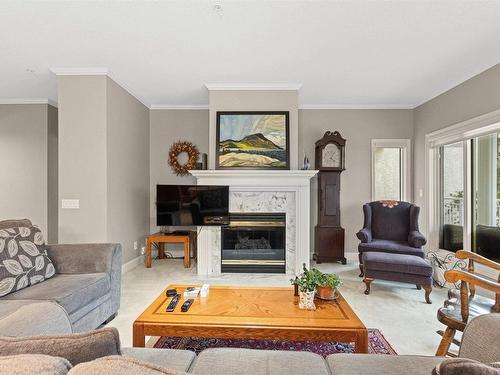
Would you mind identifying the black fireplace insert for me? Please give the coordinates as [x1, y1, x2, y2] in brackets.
[221, 213, 286, 273]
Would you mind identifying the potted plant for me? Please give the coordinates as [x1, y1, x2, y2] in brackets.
[316, 272, 342, 300]
[290, 264, 322, 310]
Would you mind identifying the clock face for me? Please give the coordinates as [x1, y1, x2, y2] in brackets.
[322, 143, 342, 168]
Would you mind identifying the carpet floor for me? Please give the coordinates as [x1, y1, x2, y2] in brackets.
[154, 328, 397, 357]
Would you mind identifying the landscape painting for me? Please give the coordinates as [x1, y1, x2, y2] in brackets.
[216, 112, 289, 169]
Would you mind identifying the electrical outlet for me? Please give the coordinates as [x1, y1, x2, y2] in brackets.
[133, 241, 138, 250]
[140, 247, 146, 255]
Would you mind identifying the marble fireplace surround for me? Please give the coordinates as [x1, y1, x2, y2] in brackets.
[189, 170, 318, 276]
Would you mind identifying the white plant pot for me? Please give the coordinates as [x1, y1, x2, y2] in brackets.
[298, 290, 316, 310]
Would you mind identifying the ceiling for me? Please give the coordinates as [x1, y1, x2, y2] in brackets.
[1, 0, 500, 108]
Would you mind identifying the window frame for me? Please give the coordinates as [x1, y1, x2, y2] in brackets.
[425, 109, 500, 251]
[371, 139, 412, 202]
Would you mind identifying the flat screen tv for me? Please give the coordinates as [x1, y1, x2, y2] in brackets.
[156, 185, 229, 226]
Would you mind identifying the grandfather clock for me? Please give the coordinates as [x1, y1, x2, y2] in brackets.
[313, 131, 347, 264]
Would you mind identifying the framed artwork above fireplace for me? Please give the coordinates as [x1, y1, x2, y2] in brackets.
[216, 111, 290, 169]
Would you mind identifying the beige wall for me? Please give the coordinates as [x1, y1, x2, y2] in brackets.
[0, 104, 58, 239]
[208, 90, 299, 169]
[57, 75, 150, 263]
[106, 78, 150, 263]
[58, 75, 108, 243]
[300, 109, 414, 253]
[414, 63, 500, 231]
[149, 108, 413, 254]
[149, 110, 208, 254]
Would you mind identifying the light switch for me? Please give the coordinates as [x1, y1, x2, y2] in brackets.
[62, 199, 79, 209]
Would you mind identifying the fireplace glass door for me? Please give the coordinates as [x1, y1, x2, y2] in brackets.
[221, 213, 286, 273]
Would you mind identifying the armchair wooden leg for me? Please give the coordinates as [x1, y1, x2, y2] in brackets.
[436, 327, 456, 356]
[423, 284, 432, 304]
[359, 264, 364, 278]
[363, 278, 373, 295]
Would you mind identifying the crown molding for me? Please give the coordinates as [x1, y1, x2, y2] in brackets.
[148, 103, 415, 110]
[150, 104, 209, 110]
[50, 67, 108, 76]
[299, 104, 414, 110]
[205, 83, 302, 91]
[49, 67, 149, 108]
[0, 98, 58, 107]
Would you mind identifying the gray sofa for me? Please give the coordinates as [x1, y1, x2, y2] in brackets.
[0, 219, 122, 335]
[1, 314, 498, 374]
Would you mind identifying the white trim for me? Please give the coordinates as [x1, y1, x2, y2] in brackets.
[50, 68, 149, 108]
[426, 109, 500, 147]
[205, 83, 302, 91]
[122, 255, 144, 274]
[371, 139, 411, 202]
[299, 104, 414, 110]
[50, 67, 108, 76]
[0, 98, 58, 107]
[149, 103, 415, 110]
[150, 104, 209, 110]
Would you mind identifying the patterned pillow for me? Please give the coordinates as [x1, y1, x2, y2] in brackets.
[0, 226, 55, 297]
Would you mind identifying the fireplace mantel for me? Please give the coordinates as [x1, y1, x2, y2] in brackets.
[189, 170, 318, 186]
[189, 169, 318, 276]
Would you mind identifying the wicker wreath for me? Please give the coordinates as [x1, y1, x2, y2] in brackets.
[168, 141, 199, 176]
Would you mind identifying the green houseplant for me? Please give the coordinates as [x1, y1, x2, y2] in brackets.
[290, 264, 342, 309]
[316, 272, 342, 300]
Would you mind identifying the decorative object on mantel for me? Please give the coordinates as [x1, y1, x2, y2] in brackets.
[168, 141, 199, 176]
[195, 153, 208, 170]
[216, 111, 289, 169]
[291, 264, 342, 309]
[301, 152, 310, 170]
[314, 131, 347, 264]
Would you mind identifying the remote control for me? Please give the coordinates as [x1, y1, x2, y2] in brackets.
[166, 294, 181, 312]
[181, 299, 194, 312]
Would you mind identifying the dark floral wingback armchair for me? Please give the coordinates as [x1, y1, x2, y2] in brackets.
[356, 200, 427, 277]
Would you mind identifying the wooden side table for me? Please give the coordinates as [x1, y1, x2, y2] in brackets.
[145, 232, 196, 268]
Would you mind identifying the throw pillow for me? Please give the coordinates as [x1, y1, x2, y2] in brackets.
[432, 358, 500, 375]
[0, 219, 32, 230]
[0, 327, 121, 366]
[69, 356, 188, 375]
[0, 354, 72, 375]
[0, 225, 55, 297]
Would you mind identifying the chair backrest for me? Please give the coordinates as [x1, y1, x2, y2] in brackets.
[459, 313, 500, 363]
[368, 201, 416, 242]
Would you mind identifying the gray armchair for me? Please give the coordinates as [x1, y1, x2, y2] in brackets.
[356, 201, 426, 277]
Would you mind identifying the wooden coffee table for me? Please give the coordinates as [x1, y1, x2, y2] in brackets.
[133, 284, 368, 353]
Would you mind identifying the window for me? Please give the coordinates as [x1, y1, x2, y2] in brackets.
[472, 133, 500, 261]
[371, 139, 411, 201]
[428, 116, 500, 262]
[439, 142, 464, 251]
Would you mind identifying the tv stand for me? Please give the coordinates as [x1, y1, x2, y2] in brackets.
[146, 231, 197, 269]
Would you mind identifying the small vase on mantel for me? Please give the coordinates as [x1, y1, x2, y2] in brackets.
[299, 290, 316, 310]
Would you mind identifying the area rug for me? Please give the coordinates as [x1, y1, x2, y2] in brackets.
[154, 328, 397, 357]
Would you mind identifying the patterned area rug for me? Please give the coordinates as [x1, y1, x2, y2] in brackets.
[154, 328, 397, 357]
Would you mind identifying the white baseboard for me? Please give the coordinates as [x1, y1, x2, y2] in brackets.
[122, 255, 144, 274]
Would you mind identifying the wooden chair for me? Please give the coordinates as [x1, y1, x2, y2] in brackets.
[435, 250, 500, 356]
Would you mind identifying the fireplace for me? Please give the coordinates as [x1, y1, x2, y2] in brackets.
[221, 213, 286, 273]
